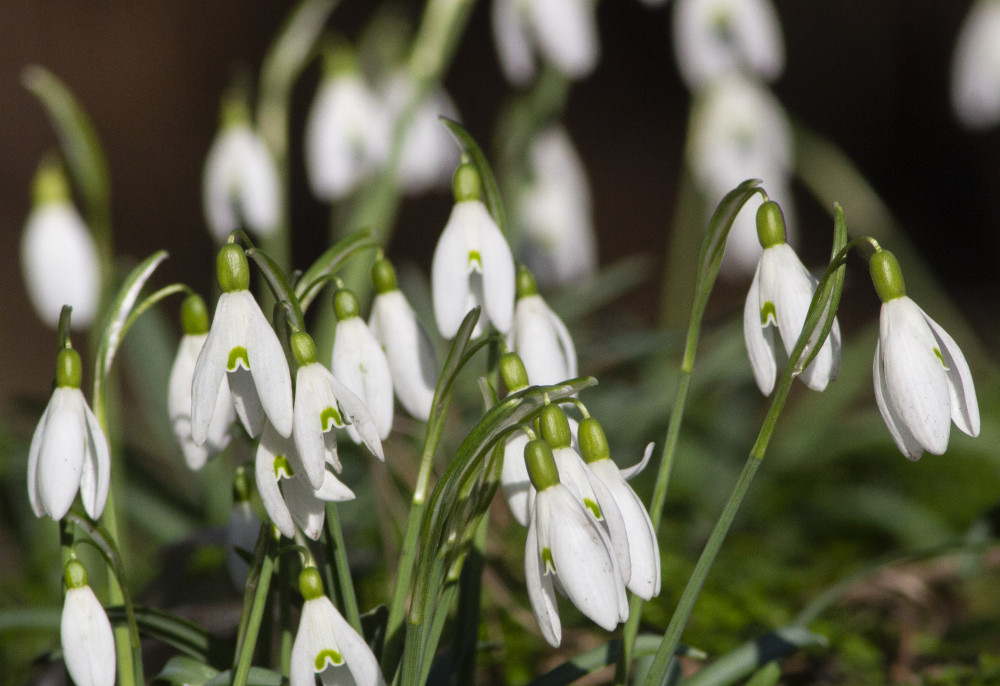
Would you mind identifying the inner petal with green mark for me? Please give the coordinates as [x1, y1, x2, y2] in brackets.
[584, 499, 603, 520]
[228, 346, 250, 371]
[760, 302, 777, 326]
[542, 548, 555, 574]
[933, 347, 948, 369]
[315, 648, 343, 670]
[321, 406, 343, 431]
[467, 250, 483, 272]
[273, 455, 294, 480]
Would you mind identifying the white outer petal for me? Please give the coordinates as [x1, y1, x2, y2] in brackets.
[27, 393, 54, 517]
[743, 263, 777, 395]
[951, 0, 1000, 128]
[432, 203, 477, 338]
[245, 293, 294, 437]
[919, 306, 980, 437]
[291, 597, 344, 686]
[620, 443, 656, 482]
[332, 317, 394, 440]
[492, 0, 537, 85]
[229, 366, 266, 439]
[369, 291, 437, 421]
[501, 431, 533, 526]
[21, 203, 101, 329]
[873, 340, 926, 460]
[170, 334, 233, 469]
[528, 0, 600, 79]
[478, 205, 516, 333]
[327, 371, 385, 461]
[508, 295, 576, 386]
[235, 130, 280, 237]
[525, 512, 561, 647]
[192, 292, 246, 445]
[79, 401, 111, 519]
[62, 585, 116, 686]
[294, 364, 341, 489]
[38, 388, 87, 520]
[255, 425, 297, 539]
[203, 128, 241, 241]
[324, 594, 386, 686]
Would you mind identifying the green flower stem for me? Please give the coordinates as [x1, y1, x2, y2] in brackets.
[323, 503, 362, 633]
[232, 525, 276, 686]
[278, 552, 293, 680]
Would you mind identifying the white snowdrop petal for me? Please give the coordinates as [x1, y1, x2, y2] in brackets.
[237, 133, 280, 236]
[525, 515, 562, 647]
[492, 0, 537, 85]
[79, 403, 111, 520]
[477, 208, 516, 333]
[509, 296, 575, 386]
[203, 131, 241, 241]
[528, 0, 599, 79]
[951, 0, 1000, 128]
[283, 472, 328, 541]
[246, 295, 294, 437]
[62, 586, 115, 686]
[229, 366, 266, 439]
[620, 443, 656, 482]
[370, 291, 437, 421]
[324, 594, 387, 686]
[294, 366, 335, 490]
[583, 463, 632, 586]
[38, 389, 87, 520]
[27, 397, 54, 517]
[873, 341, 926, 460]
[327, 371, 385, 461]
[743, 265, 778, 395]
[291, 598, 343, 686]
[920, 307, 980, 437]
[255, 429, 297, 539]
[431, 207, 477, 339]
[333, 318, 394, 440]
[501, 431, 533, 526]
[191, 293, 246, 445]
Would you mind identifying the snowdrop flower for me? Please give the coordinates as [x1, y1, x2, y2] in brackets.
[579, 418, 661, 600]
[743, 201, 841, 395]
[332, 289, 394, 441]
[523, 437, 629, 647]
[517, 126, 598, 288]
[203, 94, 280, 241]
[20, 159, 100, 329]
[305, 45, 388, 201]
[951, 0, 1000, 129]
[492, 0, 600, 85]
[255, 421, 354, 540]
[369, 258, 438, 421]
[192, 244, 293, 442]
[432, 162, 516, 338]
[507, 266, 577, 386]
[869, 251, 980, 460]
[61, 560, 115, 686]
[291, 566, 385, 686]
[292, 330, 384, 490]
[28, 347, 110, 521]
[168, 293, 234, 470]
[673, 0, 785, 90]
[687, 75, 795, 276]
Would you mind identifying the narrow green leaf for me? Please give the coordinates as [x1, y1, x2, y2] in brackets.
[204, 667, 283, 686]
[154, 656, 219, 686]
[682, 626, 827, 686]
[245, 246, 304, 329]
[294, 229, 378, 312]
[744, 661, 782, 686]
[528, 636, 701, 686]
[105, 605, 220, 662]
[440, 117, 508, 235]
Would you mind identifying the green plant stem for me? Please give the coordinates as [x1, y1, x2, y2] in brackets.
[279, 553, 293, 679]
[324, 503, 362, 633]
[232, 527, 276, 686]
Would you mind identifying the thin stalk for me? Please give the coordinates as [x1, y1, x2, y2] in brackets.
[279, 552, 294, 679]
[232, 526, 276, 686]
[324, 503, 362, 633]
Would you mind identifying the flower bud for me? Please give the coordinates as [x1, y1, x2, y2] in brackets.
[578, 417, 610, 464]
[64, 559, 88, 589]
[299, 566, 325, 601]
[500, 352, 530, 392]
[333, 289, 360, 320]
[291, 330, 319, 367]
[756, 201, 786, 248]
[515, 265, 539, 299]
[371, 257, 398, 294]
[539, 405, 572, 449]
[181, 293, 210, 336]
[452, 162, 482, 203]
[870, 250, 906, 303]
[55, 348, 83, 389]
[525, 438, 560, 491]
[217, 244, 250, 292]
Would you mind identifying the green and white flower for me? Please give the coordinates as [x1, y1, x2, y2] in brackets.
[61, 560, 115, 686]
[507, 267, 577, 386]
[951, 0, 1000, 129]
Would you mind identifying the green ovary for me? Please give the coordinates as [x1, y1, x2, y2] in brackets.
[321, 406, 343, 431]
[315, 648, 343, 669]
[228, 346, 250, 371]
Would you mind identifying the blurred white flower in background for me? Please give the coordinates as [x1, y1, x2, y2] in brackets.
[951, 0, 1000, 129]
[492, 0, 600, 85]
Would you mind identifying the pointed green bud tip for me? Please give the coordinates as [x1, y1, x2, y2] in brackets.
[181, 293, 210, 336]
[291, 331, 318, 367]
[333, 289, 359, 320]
[499, 353, 529, 392]
[452, 162, 482, 203]
[232, 467, 251, 503]
[756, 201, 787, 248]
[540, 405, 572, 449]
[217, 244, 250, 292]
[515, 266, 539, 299]
[299, 567, 325, 601]
[578, 417, 610, 464]
[32, 156, 71, 206]
[525, 438, 560, 491]
[371, 258, 398, 294]
[869, 250, 906, 302]
[55, 348, 82, 389]
[64, 559, 88, 590]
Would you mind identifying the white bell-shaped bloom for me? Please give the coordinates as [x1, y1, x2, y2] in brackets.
[332, 290, 395, 441]
[743, 207, 841, 395]
[292, 330, 385, 490]
[292, 568, 386, 686]
[951, 0, 1000, 129]
[673, 0, 784, 90]
[369, 260, 438, 421]
[28, 349, 110, 521]
[688, 75, 795, 276]
[169, 333, 234, 469]
[433, 166, 516, 338]
[518, 126, 597, 287]
[305, 71, 388, 201]
[492, 0, 600, 85]
[203, 123, 280, 241]
[507, 269, 577, 386]
[192, 245, 293, 442]
[870, 251, 980, 460]
[255, 422, 354, 540]
[61, 561, 115, 686]
[502, 415, 580, 526]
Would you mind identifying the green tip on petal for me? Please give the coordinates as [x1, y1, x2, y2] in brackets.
[32, 156, 71, 206]
[299, 567, 325, 601]
[500, 353, 529, 392]
[869, 250, 906, 302]
[315, 649, 344, 669]
[273, 455, 294, 479]
[515, 266, 539, 299]
[539, 405, 572, 449]
[217, 244, 250, 292]
[181, 293, 210, 335]
[64, 559, 88, 590]
[55, 348, 82, 389]
[578, 417, 610, 464]
[525, 438, 560, 491]
[228, 346, 250, 371]
[756, 201, 787, 248]
[333, 289, 359, 320]
[320, 406, 343, 431]
[371, 258, 398, 294]
[291, 331, 318, 367]
[452, 162, 482, 203]
[232, 467, 251, 503]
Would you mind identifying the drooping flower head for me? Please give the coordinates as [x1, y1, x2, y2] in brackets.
[507, 266, 577, 386]
[369, 257, 438, 421]
[432, 162, 515, 338]
[743, 201, 841, 395]
[61, 560, 115, 686]
[21, 157, 100, 329]
[951, 0, 1000, 129]
[869, 250, 980, 460]
[191, 244, 293, 442]
[202, 90, 280, 241]
[169, 293, 235, 470]
[28, 346, 110, 521]
[291, 567, 386, 686]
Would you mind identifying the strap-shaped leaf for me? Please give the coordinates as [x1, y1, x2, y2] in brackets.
[682, 625, 828, 686]
[294, 228, 378, 312]
[529, 636, 704, 686]
[245, 246, 304, 330]
[441, 117, 508, 235]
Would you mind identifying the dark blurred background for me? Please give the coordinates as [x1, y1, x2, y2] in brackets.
[2, 0, 998, 413]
